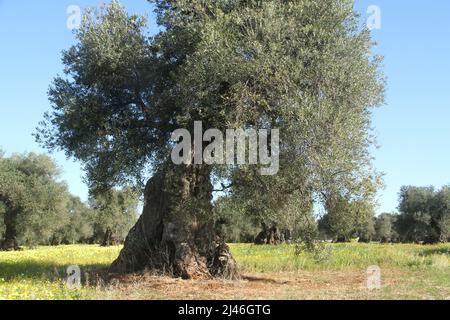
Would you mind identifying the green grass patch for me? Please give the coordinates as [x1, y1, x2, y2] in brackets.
[0, 245, 121, 299]
[230, 243, 450, 272]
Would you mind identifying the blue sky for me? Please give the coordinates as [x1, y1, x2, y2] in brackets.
[0, 1, 449, 214]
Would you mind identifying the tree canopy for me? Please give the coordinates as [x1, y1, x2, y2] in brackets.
[396, 186, 450, 243]
[0, 152, 69, 249]
[90, 188, 139, 246]
[37, 0, 384, 207]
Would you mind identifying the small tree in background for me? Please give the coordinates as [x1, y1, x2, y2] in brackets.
[396, 186, 449, 243]
[431, 186, 450, 243]
[254, 190, 316, 245]
[396, 186, 434, 243]
[0, 152, 69, 250]
[52, 196, 95, 245]
[351, 200, 376, 242]
[90, 188, 139, 246]
[319, 194, 376, 242]
[374, 213, 398, 243]
[37, 0, 385, 277]
[213, 196, 260, 243]
[319, 195, 354, 242]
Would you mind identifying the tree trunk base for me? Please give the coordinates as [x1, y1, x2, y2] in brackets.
[109, 216, 239, 280]
[109, 170, 239, 280]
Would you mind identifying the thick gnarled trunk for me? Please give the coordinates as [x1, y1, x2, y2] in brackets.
[109, 165, 238, 279]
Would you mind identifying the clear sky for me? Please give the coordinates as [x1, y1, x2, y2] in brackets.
[0, 1, 449, 214]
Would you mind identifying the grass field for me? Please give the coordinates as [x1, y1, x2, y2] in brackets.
[0, 243, 448, 300]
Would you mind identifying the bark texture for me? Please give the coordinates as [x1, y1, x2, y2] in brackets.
[109, 165, 238, 279]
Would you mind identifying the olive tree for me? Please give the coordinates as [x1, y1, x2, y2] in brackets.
[0, 153, 69, 250]
[397, 186, 450, 243]
[90, 188, 139, 246]
[36, 0, 384, 278]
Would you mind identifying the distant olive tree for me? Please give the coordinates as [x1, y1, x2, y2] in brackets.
[90, 188, 139, 246]
[0, 152, 69, 250]
[396, 186, 450, 243]
[52, 196, 95, 245]
[215, 190, 316, 244]
[374, 213, 398, 243]
[319, 193, 376, 242]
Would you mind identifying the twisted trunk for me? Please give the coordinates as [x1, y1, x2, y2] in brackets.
[109, 164, 238, 279]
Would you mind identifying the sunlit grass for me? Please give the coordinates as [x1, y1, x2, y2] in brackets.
[0, 245, 122, 300]
[231, 243, 450, 272]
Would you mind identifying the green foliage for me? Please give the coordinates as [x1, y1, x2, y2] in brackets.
[319, 196, 375, 242]
[396, 186, 450, 243]
[213, 196, 260, 243]
[214, 189, 317, 243]
[0, 151, 140, 248]
[352, 200, 376, 242]
[374, 213, 398, 243]
[36, 1, 160, 189]
[0, 153, 70, 248]
[52, 196, 95, 245]
[36, 0, 385, 228]
[90, 188, 139, 245]
[433, 186, 450, 242]
[274, 190, 317, 241]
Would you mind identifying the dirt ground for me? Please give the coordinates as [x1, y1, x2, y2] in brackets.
[94, 268, 435, 300]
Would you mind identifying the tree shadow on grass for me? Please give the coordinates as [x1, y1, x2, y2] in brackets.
[241, 275, 289, 285]
[418, 247, 450, 257]
[0, 260, 109, 281]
